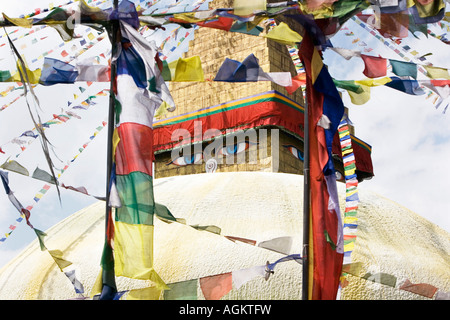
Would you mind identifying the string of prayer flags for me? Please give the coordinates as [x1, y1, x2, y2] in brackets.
[338, 120, 360, 272]
[0, 170, 33, 228]
[100, 251, 303, 300]
[421, 80, 450, 112]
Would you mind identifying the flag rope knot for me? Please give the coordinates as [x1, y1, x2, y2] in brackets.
[264, 261, 275, 281]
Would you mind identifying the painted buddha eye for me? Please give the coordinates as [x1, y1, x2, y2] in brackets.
[284, 145, 304, 161]
[335, 170, 344, 181]
[217, 141, 251, 156]
[168, 153, 203, 166]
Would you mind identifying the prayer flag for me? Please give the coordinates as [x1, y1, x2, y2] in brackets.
[233, 0, 266, 16]
[232, 265, 265, 289]
[214, 53, 291, 87]
[257, 236, 293, 255]
[399, 279, 438, 298]
[161, 56, 204, 82]
[360, 54, 387, 78]
[424, 65, 450, 80]
[163, 279, 198, 300]
[299, 32, 344, 300]
[76, 58, 110, 82]
[127, 287, 162, 300]
[263, 22, 303, 46]
[385, 77, 425, 95]
[199, 273, 232, 300]
[196, 17, 234, 31]
[389, 59, 417, 79]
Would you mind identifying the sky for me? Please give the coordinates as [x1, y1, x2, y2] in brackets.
[0, 0, 448, 271]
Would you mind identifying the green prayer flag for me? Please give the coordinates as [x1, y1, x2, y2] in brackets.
[115, 171, 155, 225]
[0, 160, 29, 176]
[164, 279, 198, 300]
[155, 203, 177, 222]
[32, 167, 57, 184]
[363, 272, 397, 288]
[0, 70, 11, 82]
[34, 229, 47, 251]
[390, 60, 418, 79]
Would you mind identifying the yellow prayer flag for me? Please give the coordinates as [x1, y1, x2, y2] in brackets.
[48, 249, 73, 271]
[2, 13, 33, 28]
[348, 84, 371, 105]
[173, 56, 204, 82]
[114, 221, 168, 290]
[112, 128, 120, 159]
[424, 65, 450, 80]
[173, 12, 207, 23]
[127, 287, 162, 300]
[233, 0, 266, 16]
[264, 22, 303, 46]
[413, 0, 445, 19]
[90, 269, 103, 298]
[356, 77, 392, 87]
[344, 241, 355, 252]
[9, 65, 41, 84]
[311, 47, 323, 84]
[154, 101, 170, 119]
[298, 1, 335, 19]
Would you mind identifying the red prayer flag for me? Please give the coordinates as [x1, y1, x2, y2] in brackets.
[200, 273, 233, 300]
[298, 32, 344, 300]
[114, 122, 154, 176]
[399, 279, 438, 298]
[361, 54, 387, 78]
[196, 17, 234, 31]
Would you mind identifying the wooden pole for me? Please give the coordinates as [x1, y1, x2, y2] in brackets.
[301, 96, 310, 300]
[99, 0, 119, 300]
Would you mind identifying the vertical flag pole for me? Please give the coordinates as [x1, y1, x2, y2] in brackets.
[302, 96, 310, 300]
[100, 0, 119, 299]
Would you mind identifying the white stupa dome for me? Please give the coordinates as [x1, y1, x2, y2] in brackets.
[0, 172, 448, 300]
